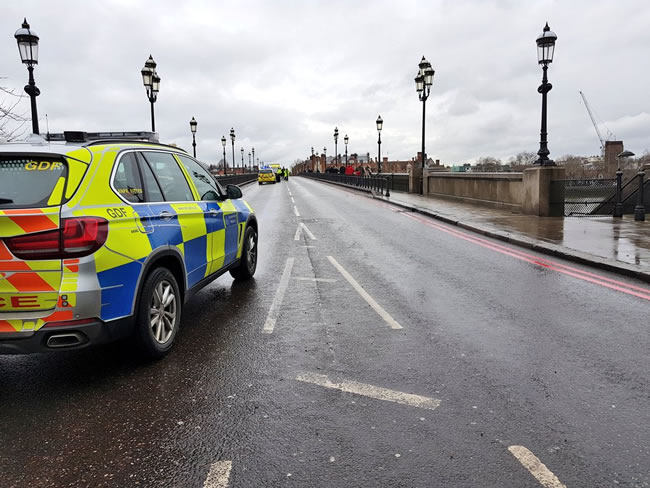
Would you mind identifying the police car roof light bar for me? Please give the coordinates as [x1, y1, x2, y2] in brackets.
[46, 131, 160, 143]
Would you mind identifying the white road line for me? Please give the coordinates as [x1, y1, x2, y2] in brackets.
[203, 461, 232, 488]
[293, 206, 300, 216]
[301, 223, 317, 240]
[293, 277, 338, 283]
[291, 197, 295, 203]
[295, 372, 440, 410]
[263, 258, 295, 334]
[327, 256, 403, 330]
[508, 446, 566, 488]
[294, 223, 317, 241]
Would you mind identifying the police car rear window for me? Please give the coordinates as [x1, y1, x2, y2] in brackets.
[259, 169, 272, 174]
[0, 157, 68, 208]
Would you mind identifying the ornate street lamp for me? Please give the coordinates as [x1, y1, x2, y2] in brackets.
[415, 56, 435, 193]
[344, 135, 349, 167]
[252, 147, 255, 171]
[311, 146, 315, 171]
[376, 116, 383, 173]
[534, 23, 558, 166]
[241, 147, 244, 173]
[189, 117, 197, 157]
[248, 152, 251, 173]
[323, 147, 327, 172]
[221, 136, 227, 175]
[141, 55, 161, 132]
[14, 19, 40, 134]
[334, 127, 339, 169]
[230, 128, 236, 175]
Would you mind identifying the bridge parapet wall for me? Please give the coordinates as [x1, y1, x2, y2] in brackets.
[425, 171, 524, 212]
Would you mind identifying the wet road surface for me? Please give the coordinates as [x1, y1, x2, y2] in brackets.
[1, 177, 649, 487]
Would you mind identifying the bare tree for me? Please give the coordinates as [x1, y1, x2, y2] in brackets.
[0, 80, 28, 141]
[509, 151, 537, 170]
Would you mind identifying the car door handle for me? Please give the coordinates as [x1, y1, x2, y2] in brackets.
[159, 211, 174, 221]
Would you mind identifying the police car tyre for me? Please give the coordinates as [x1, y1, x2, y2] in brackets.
[135, 267, 181, 358]
[230, 226, 257, 280]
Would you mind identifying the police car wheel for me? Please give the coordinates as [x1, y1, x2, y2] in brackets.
[135, 267, 181, 358]
[230, 226, 257, 280]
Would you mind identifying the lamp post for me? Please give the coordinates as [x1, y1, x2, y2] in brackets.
[221, 136, 227, 175]
[189, 117, 197, 157]
[14, 19, 40, 134]
[230, 128, 236, 175]
[323, 147, 327, 172]
[241, 147, 244, 173]
[311, 146, 315, 172]
[376, 116, 383, 173]
[334, 127, 339, 169]
[614, 150, 634, 217]
[534, 23, 558, 166]
[141, 55, 161, 132]
[344, 135, 349, 167]
[634, 166, 646, 222]
[248, 152, 251, 173]
[252, 147, 255, 171]
[415, 56, 435, 193]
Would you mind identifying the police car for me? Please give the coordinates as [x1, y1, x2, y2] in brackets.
[257, 166, 275, 184]
[0, 131, 258, 357]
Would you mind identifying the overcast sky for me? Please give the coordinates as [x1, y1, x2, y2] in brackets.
[1, 0, 649, 167]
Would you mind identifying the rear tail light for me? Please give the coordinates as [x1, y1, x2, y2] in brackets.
[4, 217, 108, 260]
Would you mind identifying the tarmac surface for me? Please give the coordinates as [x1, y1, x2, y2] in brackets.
[0, 177, 648, 487]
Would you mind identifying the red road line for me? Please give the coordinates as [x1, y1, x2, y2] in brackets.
[402, 212, 650, 301]
[405, 213, 650, 293]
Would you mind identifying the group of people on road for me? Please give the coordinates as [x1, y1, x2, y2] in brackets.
[276, 167, 289, 182]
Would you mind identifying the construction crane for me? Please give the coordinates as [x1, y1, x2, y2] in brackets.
[579, 91, 615, 153]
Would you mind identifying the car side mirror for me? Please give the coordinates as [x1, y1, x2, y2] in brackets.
[225, 184, 243, 200]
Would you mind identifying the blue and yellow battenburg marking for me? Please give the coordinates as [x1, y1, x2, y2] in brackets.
[1, 144, 254, 332]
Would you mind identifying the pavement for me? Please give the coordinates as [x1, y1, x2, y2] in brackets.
[308, 179, 650, 283]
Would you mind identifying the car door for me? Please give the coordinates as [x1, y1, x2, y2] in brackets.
[139, 151, 208, 288]
[175, 155, 226, 275]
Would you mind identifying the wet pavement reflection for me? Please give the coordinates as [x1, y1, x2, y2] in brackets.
[380, 192, 650, 267]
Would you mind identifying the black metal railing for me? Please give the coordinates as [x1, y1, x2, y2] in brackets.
[215, 174, 258, 187]
[383, 173, 409, 192]
[301, 172, 390, 196]
[550, 178, 616, 217]
[591, 172, 650, 215]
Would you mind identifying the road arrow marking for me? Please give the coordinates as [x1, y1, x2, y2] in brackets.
[295, 372, 440, 410]
[263, 258, 295, 334]
[203, 461, 232, 488]
[327, 256, 403, 329]
[294, 223, 317, 241]
[508, 446, 566, 488]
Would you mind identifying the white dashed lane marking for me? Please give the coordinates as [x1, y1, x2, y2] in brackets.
[295, 372, 441, 410]
[293, 206, 300, 216]
[508, 446, 567, 488]
[203, 461, 232, 488]
[263, 258, 295, 334]
[327, 256, 403, 330]
[293, 277, 338, 283]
